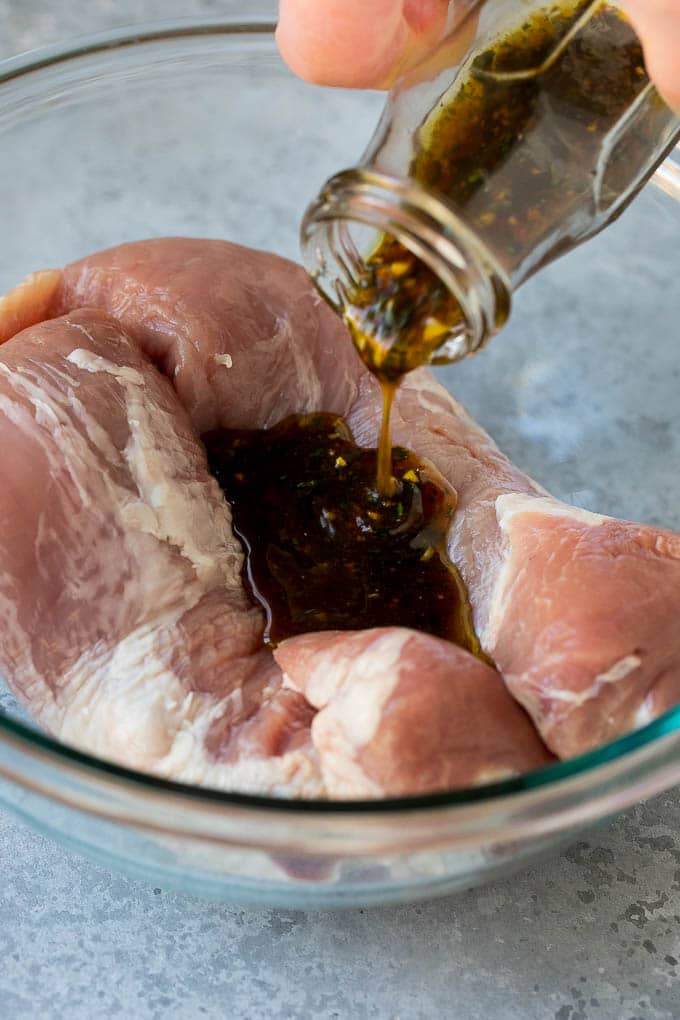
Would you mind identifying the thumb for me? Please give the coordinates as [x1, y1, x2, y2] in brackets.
[621, 0, 680, 114]
[276, 0, 450, 88]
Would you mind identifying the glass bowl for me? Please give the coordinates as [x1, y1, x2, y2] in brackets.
[0, 8, 679, 909]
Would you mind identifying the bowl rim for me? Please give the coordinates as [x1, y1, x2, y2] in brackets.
[0, 16, 679, 832]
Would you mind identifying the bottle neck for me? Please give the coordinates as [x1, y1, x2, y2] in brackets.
[300, 168, 512, 360]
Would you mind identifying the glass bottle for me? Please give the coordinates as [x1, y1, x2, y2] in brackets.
[301, 0, 680, 379]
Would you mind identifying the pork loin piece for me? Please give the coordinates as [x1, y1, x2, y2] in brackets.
[350, 371, 680, 758]
[40, 239, 680, 760]
[0, 258, 551, 797]
[54, 238, 366, 434]
[0, 308, 321, 796]
[276, 629, 551, 797]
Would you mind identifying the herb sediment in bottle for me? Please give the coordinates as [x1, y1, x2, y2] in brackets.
[338, 0, 670, 495]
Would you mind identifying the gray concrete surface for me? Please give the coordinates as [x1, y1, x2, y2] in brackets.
[1, 3, 680, 1019]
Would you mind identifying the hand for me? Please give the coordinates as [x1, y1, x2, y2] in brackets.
[276, 0, 450, 88]
[277, 0, 680, 114]
[622, 0, 680, 114]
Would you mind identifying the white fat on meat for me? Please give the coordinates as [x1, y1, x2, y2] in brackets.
[66, 347, 238, 591]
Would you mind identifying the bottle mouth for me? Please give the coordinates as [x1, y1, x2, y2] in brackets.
[300, 168, 511, 361]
